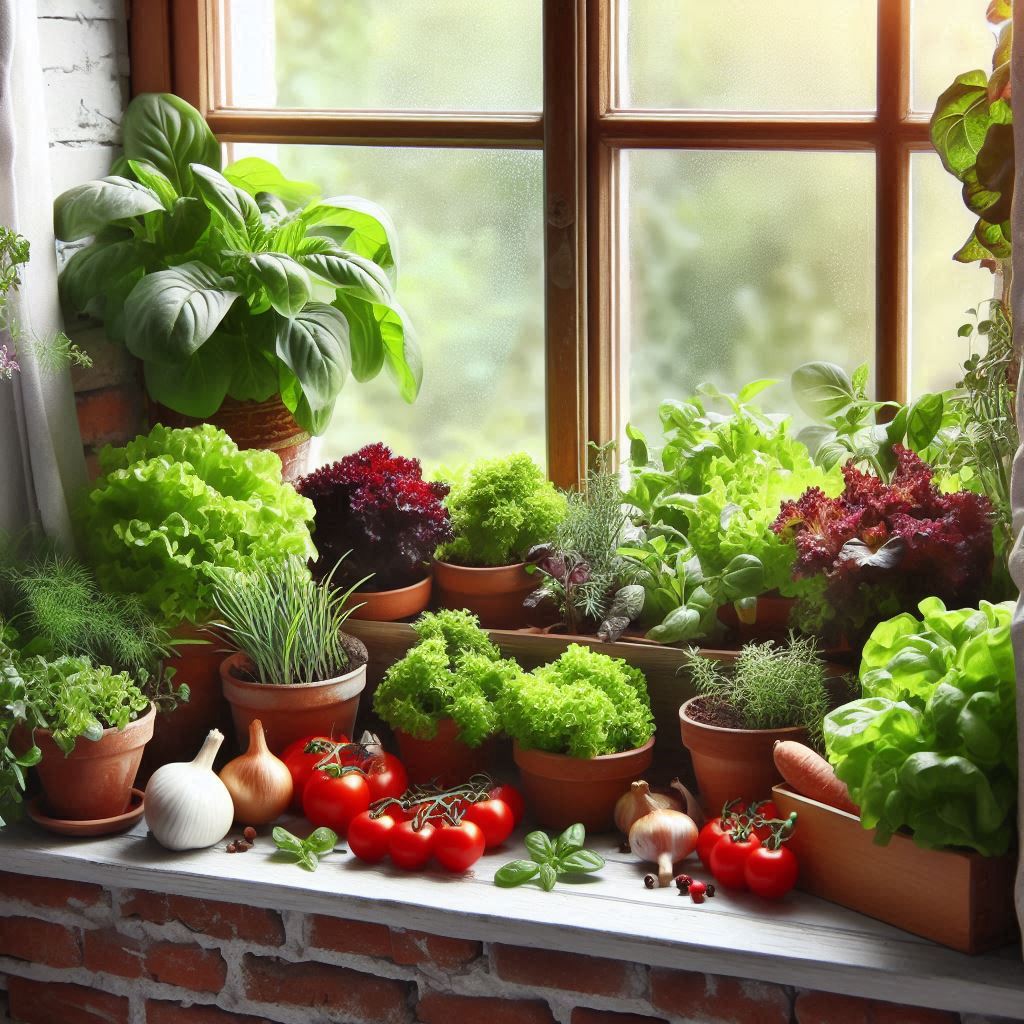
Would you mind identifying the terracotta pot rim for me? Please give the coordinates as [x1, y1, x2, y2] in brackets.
[434, 559, 528, 574]
[34, 703, 156, 758]
[513, 736, 655, 779]
[354, 574, 432, 598]
[220, 652, 367, 693]
[678, 695, 809, 739]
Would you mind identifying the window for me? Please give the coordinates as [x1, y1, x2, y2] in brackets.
[130, 0, 995, 484]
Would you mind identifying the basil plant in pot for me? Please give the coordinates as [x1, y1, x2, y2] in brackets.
[54, 93, 421, 478]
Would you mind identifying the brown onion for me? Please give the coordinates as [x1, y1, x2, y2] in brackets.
[219, 720, 293, 824]
[614, 779, 682, 835]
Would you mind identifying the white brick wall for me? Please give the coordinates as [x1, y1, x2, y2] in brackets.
[37, 0, 128, 197]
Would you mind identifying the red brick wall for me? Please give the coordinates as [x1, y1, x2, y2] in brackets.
[0, 871, 1017, 1024]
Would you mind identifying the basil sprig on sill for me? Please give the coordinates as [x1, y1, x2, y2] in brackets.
[272, 826, 339, 871]
[494, 823, 605, 892]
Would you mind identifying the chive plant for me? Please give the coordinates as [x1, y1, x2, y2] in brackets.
[210, 557, 367, 685]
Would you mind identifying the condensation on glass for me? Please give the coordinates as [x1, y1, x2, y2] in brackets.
[228, 143, 545, 473]
[621, 0, 876, 111]
[622, 150, 875, 439]
[220, 0, 542, 111]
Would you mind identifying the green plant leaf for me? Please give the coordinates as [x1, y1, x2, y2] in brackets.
[332, 292, 385, 382]
[301, 196, 399, 276]
[558, 849, 605, 873]
[14, 746, 41, 768]
[973, 218, 1012, 259]
[646, 606, 702, 644]
[122, 92, 220, 193]
[274, 303, 351, 414]
[525, 830, 555, 863]
[791, 362, 856, 420]
[223, 156, 320, 207]
[974, 123, 1014, 222]
[377, 300, 422, 403]
[554, 823, 585, 858]
[54, 176, 164, 240]
[300, 248, 393, 303]
[304, 827, 339, 854]
[127, 159, 179, 210]
[625, 423, 648, 465]
[59, 240, 140, 314]
[191, 165, 263, 246]
[124, 262, 241, 361]
[164, 197, 211, 253]
[737, 378, 779, 403]
[953, 228, 995, 264]
[226, 317, 278, 402]
[143, 332, 232, 418]
[272, 826, 304, 855]
[930, 71, 991, 180]
[720, 554, 765, 601]
[493, 860, 540, 888]
[906, 393, 944, 451]
[247, 253, 312, 317]
[538, 863, 558, 891]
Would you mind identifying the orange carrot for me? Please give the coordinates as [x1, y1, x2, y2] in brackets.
[773, 740, 859, 815]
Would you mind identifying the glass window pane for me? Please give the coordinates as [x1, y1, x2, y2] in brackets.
[909, 153, 994, 397]
[911, 0, 998, 115]
[622, 1, 876, 111]
[222, 0, 542, 112]
[624, 150, 875, 438]
[231, 143, 545, 473]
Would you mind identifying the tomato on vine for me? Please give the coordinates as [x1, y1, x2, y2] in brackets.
[489, 783, 525, 825]
[281, 735, 344, 811]
[434, 820, 486, 872]
[364, 753, 408, 803]
[709, 831, 761, 890]
[302, 769, 370, 835]
[744, 811, 799, 899]
[464, 798, 515, 848]
[348, 810, 399, 864]
[389, 820, 436, 870]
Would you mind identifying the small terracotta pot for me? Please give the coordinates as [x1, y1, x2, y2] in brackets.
[139, 624, 233, 782]
[150, 393, 311, 481]
[513, 738, 656, 832]
[347, 575, 432, 622]
[394, 718, 493, 787]
[433, 560, 535, 628]
[679, 695, 809, 815]
[33, 704, 155, 821]
[220, 653, 367, 754]
[717, 594, 797, 643]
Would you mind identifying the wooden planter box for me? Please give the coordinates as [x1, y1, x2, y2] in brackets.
[772, 785, 1019, 954]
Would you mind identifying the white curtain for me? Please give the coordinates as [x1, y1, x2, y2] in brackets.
[0, 0, 86, 546]
[1011, 0, 1024, 952]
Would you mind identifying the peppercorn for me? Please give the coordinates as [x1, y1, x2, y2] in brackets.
[226, 842, 237, 853]
[236, 840, 252, 852]
[674, 873, 693, 891]
[688, 880, 707, 904]
[706, 883, 716, 898]
[643, 874, 657, 889]
[243, 826, 257, 842]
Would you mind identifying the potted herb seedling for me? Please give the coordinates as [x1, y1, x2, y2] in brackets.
[296, 443, 453, 621]
[434, 453, 567, 628]
[54, 93, 420, 479]
[213, 557, 369, 754]
[499, 644, 656, 831]
[76, 423, 316, 773]
[679, 636, 832, 814]
[372, 610, 522, 785]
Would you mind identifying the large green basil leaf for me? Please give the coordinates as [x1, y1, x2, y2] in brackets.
[247, 253, 312, 317]
[164, 196, 211, 253]
[278, 366, 335, 436]
[122, 93, 220, 193]
[224, 157, 320, 208]
[300, 248, 393, 303]
[791, 362, 856, 420]
[191, 165, 263, 247]
[124, 262, 241, 361]
[59, 240, 140, 314]
[274, 303, 350, 414]
[719, 554, 765, 601]
[54, 176, 164, 240]
[930, 71, 991, 180]
[142, 332, 232, 418]
[905, 392, 944, 452]
[377, 300, 422, 402]
[974, 123, 1014, 222]
[332, 292, 385, 381]
[301, 196, 399, 276]
[126, 159, 178, 210]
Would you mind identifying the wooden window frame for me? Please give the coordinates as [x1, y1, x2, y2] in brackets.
[128, 0, 928, 486]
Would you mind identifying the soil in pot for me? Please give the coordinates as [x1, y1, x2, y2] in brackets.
[347, 574, 432, 622]
[679, 694, 809, 815]
[432, 560, 535, 629]
[394, 718, 494, 787]
[220, 633, 368, 754]
[33, 704, 156, 821]
[513, 738, 656, 833]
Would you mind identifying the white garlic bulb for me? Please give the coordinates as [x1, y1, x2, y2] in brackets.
[145, 729, 235, 851]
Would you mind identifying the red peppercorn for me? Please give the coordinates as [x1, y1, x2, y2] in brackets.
[674, 873, 693, 891]
[243, 827, 257, 842]
[689, 880, 707, 904]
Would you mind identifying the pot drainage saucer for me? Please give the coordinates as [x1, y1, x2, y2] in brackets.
[28, 787, 145, 837]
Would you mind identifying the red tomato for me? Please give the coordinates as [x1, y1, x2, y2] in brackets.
[751, 800, 780, 842]
[281, 735, 343, 811]
[433, 821, 485, 872]
[389, 820, 436, 870]
[709, 833, 762, 890]
[696, 817, 733, 869]
[364, 753, 408, 803]
[464, 799, 515, 848]
[489, 784, 525, 825]
[348, 811, 399, 864]
[302, 770, 370, 835]
[744, 846, 799, 900]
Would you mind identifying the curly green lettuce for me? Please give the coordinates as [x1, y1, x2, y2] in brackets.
[76, 424, 315, 626]
[499, 643, 654, 758]
[438, 453, 567, 567]
[411, 608, 501, 665]
[824, 598, 1017, 855]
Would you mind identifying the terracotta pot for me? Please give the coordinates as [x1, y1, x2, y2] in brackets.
[394, 718, 493, 787]
[220, 653, 367, 754]
[717, 594, 796, 642]
[139, 625, 234, 782]
[149, 393, 311, 481]
[33, 704, 155, 821]
[348, 575, 432, 622]
[512, 738, 656, 833]
[433, 560, 536, 628]
[678, 695, 809, 815]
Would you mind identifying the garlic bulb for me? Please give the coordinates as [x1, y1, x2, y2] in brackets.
[145, 729, 235, 850]
[615, 779, 683, 835]
[219, 719, 293, 824]
[628, 782, 698, 887]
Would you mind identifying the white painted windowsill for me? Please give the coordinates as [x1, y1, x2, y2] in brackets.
[0, 818, 1022, 1018]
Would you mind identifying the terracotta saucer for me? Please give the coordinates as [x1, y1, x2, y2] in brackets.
[27, 788, 145, 837]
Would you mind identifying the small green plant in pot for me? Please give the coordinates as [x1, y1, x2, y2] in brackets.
[213, 557, 369, 754]
[434, 453, 567, 627]
[679, 636, 832, 814]
[372, 610, 522, 785]
[499, 644, 656, 831]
